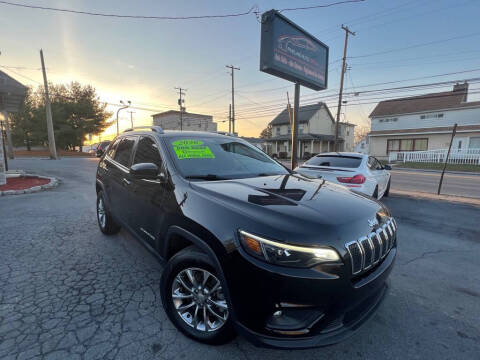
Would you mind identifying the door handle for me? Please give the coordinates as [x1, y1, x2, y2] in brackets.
[122, 178, 131, 186]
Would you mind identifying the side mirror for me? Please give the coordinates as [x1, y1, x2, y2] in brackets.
[384, 164, 392, 170]
[130, 163, 159, 179]
[158, 170, 167, 183]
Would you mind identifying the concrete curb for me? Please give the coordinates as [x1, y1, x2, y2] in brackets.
[390, 189, 480, 206]
[0, 174, 60, 196]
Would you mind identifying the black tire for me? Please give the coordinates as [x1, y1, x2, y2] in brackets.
[372, 186, 379, 199]
[160, 246, 236, 345]
[384, 179, 391, 197]
[96, 191, 121, 235]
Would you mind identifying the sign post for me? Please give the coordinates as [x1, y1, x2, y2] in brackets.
[0, 121, 7, 185]
[260, 10, 328, 169]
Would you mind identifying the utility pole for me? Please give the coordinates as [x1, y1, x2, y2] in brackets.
[40, 49, 58, 160]
[334, 25, 355, 152]
[175, 87, 186, 130]
[226, 65, 239, 134]
[127, 110, 135, 128]
[228, 104, 232, 133]
[291, 83, 300, 170]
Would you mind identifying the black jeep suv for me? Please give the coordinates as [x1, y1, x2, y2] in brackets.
[95, 127, 397, 348]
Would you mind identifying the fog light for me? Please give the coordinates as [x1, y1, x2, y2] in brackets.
[265, 307, 324, 336]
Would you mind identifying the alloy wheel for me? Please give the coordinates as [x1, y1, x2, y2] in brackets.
[172, 267, 228, 332]
[97, 197, 106, 229]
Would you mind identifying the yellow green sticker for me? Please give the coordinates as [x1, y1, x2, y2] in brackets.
[172, 140, 215, 159]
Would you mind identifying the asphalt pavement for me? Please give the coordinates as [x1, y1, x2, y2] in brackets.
[0, 157, 479, 360]
[390, 169, 480, 198]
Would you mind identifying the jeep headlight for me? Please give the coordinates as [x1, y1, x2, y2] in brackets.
[239, 230, 340, 268]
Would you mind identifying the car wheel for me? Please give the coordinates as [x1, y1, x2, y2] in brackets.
[384, 179, 391, 197]
[372, 186, 379, 199]
[96, 191, 121, 235]
[161, 246, 236, 345]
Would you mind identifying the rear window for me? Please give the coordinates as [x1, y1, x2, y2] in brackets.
[304, 155, 362, 168]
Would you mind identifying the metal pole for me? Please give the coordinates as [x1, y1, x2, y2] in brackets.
[1, 120, 8, 174]
[334, 25, 355, 151]
[226, 65, 240, 134]
[175, 87, 186, 131]
[40, 49, 58, 159]
[291, 83, 300, 170]
[437, 123, 457, 195]
[116, 105, 129, 135]
[2, 111, 14, 159]
[228, 104, 232, 133]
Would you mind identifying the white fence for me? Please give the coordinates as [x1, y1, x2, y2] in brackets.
[388, 148, 480, 165]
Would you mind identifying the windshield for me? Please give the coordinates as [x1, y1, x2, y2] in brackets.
[166, 136, 289, 180]
[304, 155, 362, 168]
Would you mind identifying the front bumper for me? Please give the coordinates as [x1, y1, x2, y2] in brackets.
[224, 241, 396, 349]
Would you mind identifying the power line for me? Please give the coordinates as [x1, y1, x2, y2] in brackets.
[0, 1, 258, 20]
[349, 31, 480, 59]
[0, 1, 366, 21]
[279, 0, 365, 12]
[228, 69, 480, 116]
[233, 79, 480, 119]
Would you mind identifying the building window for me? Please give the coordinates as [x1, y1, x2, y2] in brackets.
[288, 126, 291, 134]
[420, 113, 444, 119]
[387, 138, 428, 153]
[299, 124, 304, 134]
[379, 117, 398, 123]
[276, 127, 280, 135]
[469, 137, 480, 148]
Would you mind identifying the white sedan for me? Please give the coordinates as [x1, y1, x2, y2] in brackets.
[294, 152, 392, 199]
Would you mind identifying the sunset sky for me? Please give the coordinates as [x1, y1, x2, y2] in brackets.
[1, 0, 480, 142]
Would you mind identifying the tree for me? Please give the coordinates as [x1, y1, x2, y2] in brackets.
[260, 124, 272, 139]
[11, 82, 112, 151]
[10, 88, 46, 150]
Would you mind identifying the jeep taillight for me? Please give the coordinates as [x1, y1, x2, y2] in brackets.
[337, 174, 366, 184]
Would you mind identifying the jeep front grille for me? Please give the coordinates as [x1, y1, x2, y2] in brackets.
[346, 218, 397, 275]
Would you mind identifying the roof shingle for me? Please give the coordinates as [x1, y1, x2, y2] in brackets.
[369, 83, 480, 118]
[269, 102, 333, 125]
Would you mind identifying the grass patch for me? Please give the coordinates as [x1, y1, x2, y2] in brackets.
[393, 162, 480, 172]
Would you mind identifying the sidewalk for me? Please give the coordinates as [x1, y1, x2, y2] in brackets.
[390, 189, 480, 206]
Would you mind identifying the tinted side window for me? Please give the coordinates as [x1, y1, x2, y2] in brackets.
[114, 137, 135, 167]
[106, 138, 121, 158]
[133, 137, 162, 167]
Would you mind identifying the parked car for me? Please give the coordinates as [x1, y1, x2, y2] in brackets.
[95, 128, 397, 348]
[95, 141, 111, 157]
[294, 152, 392, 200]
[88, 143, 99, 156]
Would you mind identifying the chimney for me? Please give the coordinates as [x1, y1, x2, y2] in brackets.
[453, 82, 468, 102]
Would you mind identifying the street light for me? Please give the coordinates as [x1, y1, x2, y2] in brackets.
[116, 100, 131, 135]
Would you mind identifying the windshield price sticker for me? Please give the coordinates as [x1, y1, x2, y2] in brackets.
[172, 140, 215, 159]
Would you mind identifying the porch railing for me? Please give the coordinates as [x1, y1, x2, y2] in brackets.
[388, 148, 480, 165]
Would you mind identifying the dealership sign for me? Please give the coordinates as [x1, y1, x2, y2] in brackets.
[260, 10, 329, 91]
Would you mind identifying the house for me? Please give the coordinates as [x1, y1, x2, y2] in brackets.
[266, 102, 355, 158]
[368, 82, 480, 160]
[354, 136, 369, 154]
[152, 110, 217, 132]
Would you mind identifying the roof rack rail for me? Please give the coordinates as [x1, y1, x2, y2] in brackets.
[123, 126, 164, 134]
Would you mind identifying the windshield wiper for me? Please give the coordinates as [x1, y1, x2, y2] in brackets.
[185, 174, 227, 181]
